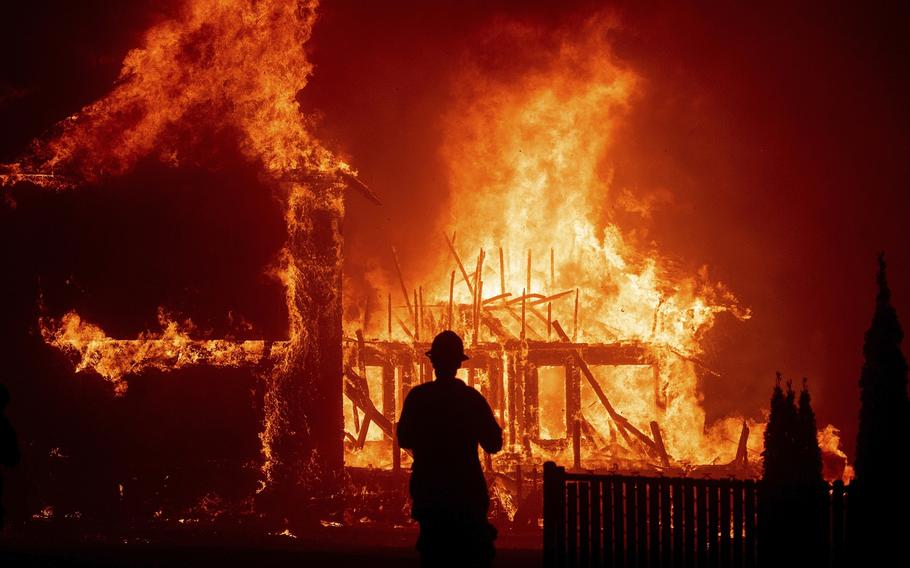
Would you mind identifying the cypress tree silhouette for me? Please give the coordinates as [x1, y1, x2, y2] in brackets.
[853, 253, 910, 558]
[797, 378, 823, 486]
[797, 378, 827, 564]
[782, 379, 798, 481]
[761, 372, 788, 484]
[855, 253, 910, 484]
[761, 374, 826, 565]
[760, 373, 798, 566]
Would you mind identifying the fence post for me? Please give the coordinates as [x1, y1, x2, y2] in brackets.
[684, 479, 696, 567]
[568, 482, 578, 567]
[732, 479, 744, 568]
[744, 480, 756, 568]
[544, 461, 566, 567]
[602, 477, 613, 568]
[649, 478, 660, 564]
[672, 478, 684, 567]
[831, 480, 845, 568]
[817, 481, 830, 568]
[637, 476, 648, 562]
[660, 477, 672, 567]
[721, 479, 732, 566]
[579, 481, 590, 567]
[626, 478, 637, 566]
[591, 479, 602, 567]
[613, 476, 625, 567]
[709, 480, 720, 568]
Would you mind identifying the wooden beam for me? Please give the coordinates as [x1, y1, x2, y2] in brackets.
[573, 289, 579, 341]
[734, 421, 750, 466]
[572, 418, 581, 469]
[507, 292, 547, 305]
[395, 317, 416, 342]
[521, 288, 527, 340]
[552, 321, 658, 457]
[382, 364, 395, 438]
[482, 292, 511, 304]
[528, 304, 552, 328]
[526, 250, 532, 294]
[550, 247, 555, 289]
[344, 366, 394, 439]
[502, 304, 544, 340]
[499, 246, 506, 295]
[547, 302, 552, 340]
[475, 278, 484, 344]
[362, 294, 371, 338]
[418, 286, 425, 338]
[354, 329, 368, 433]
[480, 311, 517, 342]
[507, 355, 517, 447]
[391, 246, 413, 324]
[473, 249, 484, 344]
[530, 290, 575, 306]
[444, 232, 474, 297]
[525, 363, 540, 439]
[650, 421, 671, 467]
[355, 415, 372, 449]
[448, 270, 455, 329]
[413, 289, 420, 341]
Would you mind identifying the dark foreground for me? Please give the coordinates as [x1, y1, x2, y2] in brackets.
[0, 526, 542, 567]
[1, 546, 542, 567]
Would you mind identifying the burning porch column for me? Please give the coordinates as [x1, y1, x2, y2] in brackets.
[260, 178, 345, 519]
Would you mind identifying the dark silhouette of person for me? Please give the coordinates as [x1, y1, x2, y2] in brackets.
[397, 331, 503, 567]
[0, 384, 20, 530]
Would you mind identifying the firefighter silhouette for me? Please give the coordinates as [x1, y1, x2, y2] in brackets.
[397, 330, 503, 567]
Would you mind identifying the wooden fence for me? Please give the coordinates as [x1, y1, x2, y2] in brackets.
[543, 461, 851, 568]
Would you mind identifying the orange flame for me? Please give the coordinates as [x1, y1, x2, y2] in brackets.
[1, 0, 347, 186]
[3, 0, 349, 489]
[429, 15, 752, 467]
[344, 14, 844, 477]
[42, 310, 276, 396]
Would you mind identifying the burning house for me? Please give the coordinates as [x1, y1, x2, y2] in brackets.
[0, 0, 862, 534]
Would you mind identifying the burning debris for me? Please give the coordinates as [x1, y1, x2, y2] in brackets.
[342, 238, 760, 484]
[341, 16, 763, 486]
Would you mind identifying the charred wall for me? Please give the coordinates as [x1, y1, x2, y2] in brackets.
[0, 152, 289, 527]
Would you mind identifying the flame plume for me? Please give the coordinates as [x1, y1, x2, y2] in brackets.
[3, 0, 349, 500]
[1, 0, 344, 185]
[353, 15, 761, 470]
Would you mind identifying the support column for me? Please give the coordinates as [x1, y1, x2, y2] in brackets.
[400, 358, 415, 404]
[382, 364, 395, 437]
[382, 362, 399, 471]
[490, 358, 504, 424]
[515, 341, 528, 451]
[565, 357, 580, 440]
[259, 178, 344, 523]
[507, 352, 517, 447]
[524, 363, 540, 440]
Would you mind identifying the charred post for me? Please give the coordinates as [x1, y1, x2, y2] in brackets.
[258, 178, 345, 522]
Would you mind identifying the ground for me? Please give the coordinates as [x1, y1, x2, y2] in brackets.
[0, 525, 542, 567]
